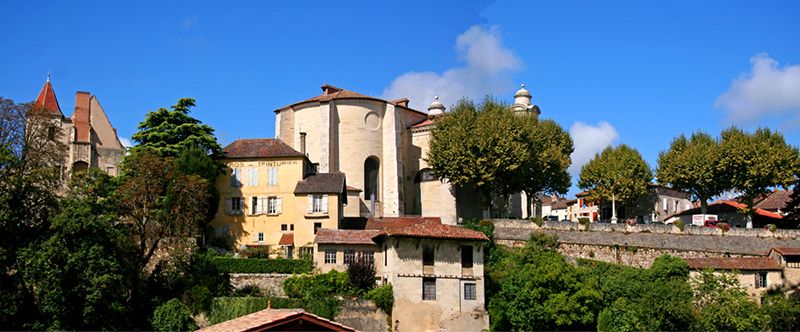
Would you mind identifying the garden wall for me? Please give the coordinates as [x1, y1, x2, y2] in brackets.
[229, 273, 291, 297]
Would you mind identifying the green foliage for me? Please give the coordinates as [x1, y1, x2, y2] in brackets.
[241, 245, 271, 258]
[283, 270, 355, 299]
[347, 256, 377, 292]
[182, 285, 212, 315]
[690, 270, 770, 331]
[212, 257, 312, 274]
[579, 144, 653, 208]
[130, 98, 222, 157]
[232, 284, 263, 297]
[365, 284, 394, 315]
[766, 223, 778, 232]
[761, 292, 800, 331]
[673, 220, 685, 231]
[427, 97, 573, 207]
[209, 296, 339, 324]
[151, 298, 197, 332]
[532, 216, 544, 226]
[657, 132, 724, 214]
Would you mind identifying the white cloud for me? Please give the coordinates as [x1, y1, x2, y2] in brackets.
[119, 137, 133, 148]
[716, 53, 800, 123]
[568, 121, 619, 177]
[381, 25, 522, 110]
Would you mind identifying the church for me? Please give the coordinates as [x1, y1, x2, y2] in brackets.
[272, 83, 540, 225]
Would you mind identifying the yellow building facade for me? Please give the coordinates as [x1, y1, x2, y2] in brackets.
[211, 138, 346, 258]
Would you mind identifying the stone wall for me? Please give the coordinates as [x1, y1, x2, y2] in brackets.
[335, 299, 390, 332]
[229, 273, 291, 297]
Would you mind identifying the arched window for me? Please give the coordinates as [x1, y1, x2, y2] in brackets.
[364, 157, 380, 201]
[72, 161, 88, 174]
[414, 168, 436, 183]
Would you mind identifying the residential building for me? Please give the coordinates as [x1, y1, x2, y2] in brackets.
[755, 190, 794, 216]
[666, 200, 784, 228]
[273, 83, 540, 224]
[312, 217, 490, 332]
[30, 77, 125, 178]
[626, 185, 693, 223]
[568, 192, 599, 222]
[199, 308, 356, 332]
[211, 138, 346, 257]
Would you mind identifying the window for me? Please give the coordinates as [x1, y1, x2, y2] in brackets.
[344, 250, 356, 265]
[267, 167, 279, 186]
[257, 232, 264, 243]
[314, 222, 322, 234]
[267, 196, 279, 214]
[308, 194, 328, 214]
[227, 197, 244, 215]
[756, 272, 768, 288]
[423, 245, 434, 266]
[249, 168, 259, 186]
[281, 224, 288, 231]
[285, 246, 293, 259]
[251, 197, 259, 215]
[325, 250, 337, 264]
[299, 247, 313, 260]
[231, 168, 242, 187]
[461, 245, 473, 268]
[290, 224, 294, 231]
[364, 157, 379, 201]
[422, 278, 436, 300]
[300, 132, 307, 154]
[384, 245, 387, 266]
[106, 166, 116, 176]
[362, 250, 375, 265]
[414, 168, 436, 182]
[662, 198, 668, 211]
[464, 283, 477, 300]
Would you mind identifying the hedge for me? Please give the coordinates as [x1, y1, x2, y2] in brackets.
[209, 296, 339, 324]
[210, 257, 313, 274]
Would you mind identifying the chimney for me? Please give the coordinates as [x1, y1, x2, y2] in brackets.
[73, 91, 91, 143]
[320, 84, 342, 96]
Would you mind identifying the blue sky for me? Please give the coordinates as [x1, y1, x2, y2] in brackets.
[2, 1, 800, 195]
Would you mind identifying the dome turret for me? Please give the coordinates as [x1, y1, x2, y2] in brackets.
[427, 96, 446, 118]
[514, 83, 532, 105]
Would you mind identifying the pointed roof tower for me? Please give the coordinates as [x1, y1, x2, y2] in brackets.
[33, 75, 64, 118]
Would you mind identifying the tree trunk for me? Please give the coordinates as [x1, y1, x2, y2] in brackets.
[700, 199, 708, 215]
[525, 191, 533, 219]
[745, 196, 754, 229]
[611, 195, 618, 223]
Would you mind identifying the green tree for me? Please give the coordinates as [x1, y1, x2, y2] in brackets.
[488, 233, 601, 331]
[718, 127, 800, 228]
[578, 145, 652, 222]
[427, 97, 572, 213]
[761, 291, 800, 331]
[20, 170, 129, 330]
[130, 98, 222, 157]
[151, 298, 197, 332]
[657, 132, 724, 215]
[690, 270, 770, 331]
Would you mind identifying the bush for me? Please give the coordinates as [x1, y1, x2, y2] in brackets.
[211, 257, 312, 274]
[182, 285, 212, 315]
[766, 224, 778, 232]
[209, 297, 339, 324]
[532, 216, 544, 227]
[673, 220, 685, 231]
[151, 299, 197, 332]
[718, 222, 730, 232]
[283, 270, 355, 298]
[348, 256, 376, 292]
[232, 284, 263, 297]
[578, 217, 591, 230]
[365, 284, 394, 314]
[241, 245, 270, 258]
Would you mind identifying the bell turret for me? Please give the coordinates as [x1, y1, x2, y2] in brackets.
[512, 83, 541, 116]
[427, 96, 446, 118]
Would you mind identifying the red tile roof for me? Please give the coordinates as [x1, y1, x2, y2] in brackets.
[33, 79, 63, 117]
[771, 247, 800, 256]
[667, 200, 784, 220]
[278, 233, 294, 245]
[275, 84, 427, 116]
[367, 217, 489, 241]
[198, 308, 357, 332]
[684, 257, 782, 271]
[222, 138, 304, 159]
[410, 118, 434, 128]
[73, 92, 91, 143]
[314, 229, 382, 245]
[756, 190, 793, 212]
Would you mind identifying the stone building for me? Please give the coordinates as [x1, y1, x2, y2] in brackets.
[312, 217, 490, 332]
[31, 77, 126, 178]
[273, 83, 540, 224]
[211, 138, 347, 257]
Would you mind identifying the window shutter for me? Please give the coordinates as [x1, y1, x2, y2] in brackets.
[322, 194, 329, 213]
[251, 168, 259, 186]
[252, 196, 258, 215]
[273, 167, 279, 186]
[308, 194, 314, 213]
[267, 167, 273, 186]
[277, 197, 283, 214]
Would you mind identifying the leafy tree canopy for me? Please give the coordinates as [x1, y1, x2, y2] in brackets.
[131, 98, 222, 157]
[657, 131, 723, 213]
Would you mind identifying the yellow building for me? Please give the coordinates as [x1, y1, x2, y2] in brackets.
[211, 138, 346, 258]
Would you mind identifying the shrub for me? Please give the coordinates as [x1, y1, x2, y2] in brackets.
[211, 257, 312, 274]
[241, 245, 271, 258]
[348, 255, 376, 292]
[209, 296, 339, 324]
[152, 299, 197, 332]
[673, 220, 685, 231]
[283, 270, 355, 298]
[766, 224, 778, 232]
[182, 285, 212, 315]
[718, 222, 730, 233]
[578, 217, 591, 230]
[232, 284, 263, 297]
[365, 284, 394, 314]
[532, 216, 544, 227]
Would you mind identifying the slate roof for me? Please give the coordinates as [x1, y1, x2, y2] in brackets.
[294, 173, 346, 194]
[368, 217, 489, 241]
[275, 84, 427, 116]
[494, 227, 800, 255]
[33, 79, 63, 117]
[684, 257, 782, 271]
[198, 308, 356, 332]
[756, 190, 793, 212]
[222, 138, 304, 159]
[314, 229, 382, 245]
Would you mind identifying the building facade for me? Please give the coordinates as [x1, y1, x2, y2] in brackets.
[211, 138, 346, 257]
[31, 77, 125, 179]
